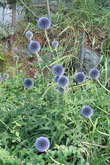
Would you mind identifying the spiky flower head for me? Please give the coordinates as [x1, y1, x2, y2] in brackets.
[51, 40, 59, 48]
[54, 76, 59, 83]
[75, 72, 86, 83]
[52, 65, 65, 76]
[81, 106, 93, 118]
[3, 73, 9, 80]
[13, 55, 19, 61]
[58, 76, 69, 87]
[0, 77, 2, 83]
[25, 31, 33, 39]
[58, 86, 69, 94]
[38, 17, 51, 30]
[108, 59, 110, 66]
[35, 136, 50, 152]
[89, 68, 100, 79]
[23, 78, 34, 89]
[29, 41, 41, 53]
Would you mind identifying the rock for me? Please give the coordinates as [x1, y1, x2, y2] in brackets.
[83, 48, 100, 73]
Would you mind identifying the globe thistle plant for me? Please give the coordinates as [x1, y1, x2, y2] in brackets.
[23, 78, 34, 89]
[0, 77, 2, 83]
[89, 68, 100, 79]
[58, 86, 69, 94]
[3, 73, 9, 80]
[75, 72, 86, 83]
[81, 106, 93, 118]
[25, 31, 33, 40]
[38, 17, 51, 30]
[38, 17, 52, 53]
[51, 40, 59, 48]
[52, 65, 65, 76]
[54, 76, 59, 83]
[29, 41, 41, 53]
[58, 76, 69, 87]
[35, 136, 50, 152]
[108, 59, 110, 66]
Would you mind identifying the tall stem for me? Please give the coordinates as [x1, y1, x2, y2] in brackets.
[46, 0, 51, 20]
[45, 30, 53, 53]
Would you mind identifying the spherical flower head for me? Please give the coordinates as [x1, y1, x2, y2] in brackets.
[25, 31, 33, 39]
[54, 76, 59, 83]
[81, 106, 93, 118]
[58, 76, 69, 87]
[35, 136, 50, 152]
[23, 78, 34, 89]
[13, 55, 19, 61]
[29, 41, 41, 53]
[0, 77, 2, 83]
[3, 73, 9, 80]
[75, 72, 86, 83]
[38, 17, 51, 30]
[51, 40, 59, 48]
[108, 59, 110, 66]
[52, 65, 65, 76]
[89, 68, 100, 79]
[58, 86, 69, 94]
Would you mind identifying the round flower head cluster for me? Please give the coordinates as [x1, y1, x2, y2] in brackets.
[25, 31, 33, 39]
[89, 68, 100, 79]
[58, 76, 69, 87]
[38, 17, 51, 30]
[35, 136, 50, 152]
[54, 76, 59, 83]
[29, 41, 41, 53]
[75, 72, 86, 83]
[13, 55, 19, 61]
[51, 40, 59, 48]
[3, 73, 9, 80]
[109, 59, 110, 66]
[0, 76, 2, 83]
[81, 106, 93, 118]
[23, 78, 34, 89]
[58, 86, 69, 94]
[52, 65, 65, 76]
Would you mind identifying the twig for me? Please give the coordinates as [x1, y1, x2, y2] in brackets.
[82, 142, 108, 149]
[46, 0, 51, 20]
[19, 0, 38, 19]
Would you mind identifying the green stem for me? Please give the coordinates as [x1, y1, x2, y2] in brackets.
[45, 30, 53, 53]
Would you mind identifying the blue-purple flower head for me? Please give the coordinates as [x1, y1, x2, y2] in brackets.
[52, 65, 65, 76]
[58, 86, 69, 94]
[58, 76, 69, 87]
[75, 72, 86, 83]
[23, 78, 34, 89]
[54, 76, 59, 83]
[51, 40, 59, 48]
[13, 55, 19, 61]
[0, 77, 2, 83]
[38, 17, 51, 30]
[81, 106, 93, 118]
[108, 59, 110, 66]
[35, 136, 50, 152]
[29, 41, 41, 53]
[3, 73, 9, 80]
[25, 31, 33, 39]
[89, 68, 100, 79]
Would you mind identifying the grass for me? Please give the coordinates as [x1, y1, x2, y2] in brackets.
[0, 0, 110, 164]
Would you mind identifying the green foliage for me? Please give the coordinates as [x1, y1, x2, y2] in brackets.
[0, 0, 110, 164]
